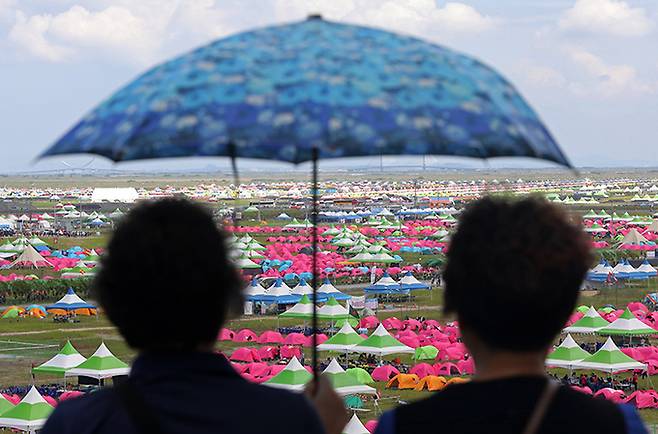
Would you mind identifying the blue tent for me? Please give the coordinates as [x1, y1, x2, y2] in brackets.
[46, 288, 96, 311]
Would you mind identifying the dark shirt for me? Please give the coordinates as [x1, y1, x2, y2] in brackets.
[42, 352, 324, 434]
[376, 376, 646, 434]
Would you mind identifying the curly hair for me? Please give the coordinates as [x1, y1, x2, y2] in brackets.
[444, 196, 592, 351]
[94, 198, 242, 351]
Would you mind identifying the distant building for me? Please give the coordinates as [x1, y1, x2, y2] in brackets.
[91, 188, 138, 203]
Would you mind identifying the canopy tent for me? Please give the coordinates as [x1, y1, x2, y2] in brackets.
[0, 394, 14, 416]
[32, 341, 87, 376]
[342, 414, 370, 434]
[46, 288, 97, 316]
[571, 337, 646, 373]
[252, 278, 298, 305]
[8, 245, 52, 269]
[244, 278, 267, 299]
[399, 271, 430, 291]
[597, 308, 656, 337]
[545, 334, 591, 369]
[317, 322, 365, 352]
[364, 272, 407, 295]
[291, 279, 328, 302]
[322, 358, 377, 395]
[637, 260, 658, 278]
[265, 356, 312, 391]
[234, 253, 261, 269]
[317, 297, 353, 321]
[621, 228, 648, 245]
[563, 307, 609, 334]
[0, 386, 53, 432]
[351, 323, 414, 356]
[317, 278, 351, 301]
[279, 295, 315, 320]
[65, 342, 130, 379]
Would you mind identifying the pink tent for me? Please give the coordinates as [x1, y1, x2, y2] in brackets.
[398, 335, 420, 348]
[58, 391, 84, 401]
[371, 365, 400, 382]
[382, 317, 403, 330]
[365, 420, 378, 433]
[257, 331, 284, 344]
[593, 388, 626, 404]
[422, 320, 440, 329]
[284, 333, 308, 345]
[248, 362, 270, 377]
[43, 396, 57, 407]
[402, 319, 422, 331]
[230, 347, 260, 363]
[231, 362, 249, 373]
[570, 385, 593, 395]
[234, 329, 258, 342]
[359, 316, 380, 329]
[647, 360, 658, 375]
[269, 365, 287, 376]
[457, 358, 475, 375]
[629, 302, 649, 314]
[434, 362, 461, 376]
[257, 346, 278, 360]
[410, 363, 436, 378]
[218, 328, 235, 341]
[304, 334, 328, 347]
[625, 390, 658, 409]
[2, 394, 20, 405]
[280, 345, 302, 359]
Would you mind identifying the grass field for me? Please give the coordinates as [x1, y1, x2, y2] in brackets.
[2, 282, 658, 426]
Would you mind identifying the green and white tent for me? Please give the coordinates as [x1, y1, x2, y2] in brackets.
[32, 340, 87, 376]
[343, 414, 370, 434]
[65, 342, 130, 379]
[279, 295, 314, 320]
[571, 337, 646, 373]
[351, 323, 414, 356]
[597, 308, 656, 336]
[317, 297, 352, 321]
[234, 253, 260, 269]
[545, 334, 591, 368]
[265, 356, 312, 391]
[563, 307, 609, 334]
[323, 359, 377, 395]
[0, 393, 14, 416]
[0, 386, 53, 432]
[317, 323, 365, 352]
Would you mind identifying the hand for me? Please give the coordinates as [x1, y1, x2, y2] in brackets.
[305, 375, 349, 434]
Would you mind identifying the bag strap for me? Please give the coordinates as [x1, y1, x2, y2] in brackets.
[521, 379, 560, 434]
[115, 380, 164, 434]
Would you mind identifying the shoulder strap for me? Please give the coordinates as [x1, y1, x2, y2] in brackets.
[521, 379, 560, 434]
[115, 380, 165, 434]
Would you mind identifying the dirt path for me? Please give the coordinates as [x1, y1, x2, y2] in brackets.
[0, 326, 115, 337]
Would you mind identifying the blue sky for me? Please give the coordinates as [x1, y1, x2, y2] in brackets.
[0, 0, 657, 172]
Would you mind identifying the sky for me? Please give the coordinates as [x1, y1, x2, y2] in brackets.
[0, 0, 657, 173]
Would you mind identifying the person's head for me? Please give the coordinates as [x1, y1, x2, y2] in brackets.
[94, 198, 242, 352]
[444, 196, 592, 354]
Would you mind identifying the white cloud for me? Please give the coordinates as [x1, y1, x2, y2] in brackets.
[559, 0, 652, 37]
[8, 10, 72, 61]
[524, 64, 567, 88]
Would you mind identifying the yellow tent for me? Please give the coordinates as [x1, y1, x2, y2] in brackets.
[414, 375, 447, 392]
[386, 374, 419, 390]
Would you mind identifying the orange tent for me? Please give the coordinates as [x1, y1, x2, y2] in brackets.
[27, 308, 46, 319]
[446, 377, 470, 387]
[414, 375, 447, 392]
[386, 374, 419, 390]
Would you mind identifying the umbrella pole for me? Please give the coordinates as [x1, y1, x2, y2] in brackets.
[311, 148, 319, 380]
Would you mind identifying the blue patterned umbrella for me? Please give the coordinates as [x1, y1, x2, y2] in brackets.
[41, 16, 570, 167]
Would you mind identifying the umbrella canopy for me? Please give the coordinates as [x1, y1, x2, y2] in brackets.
[597, 308, 656, 337]
[0, 386, 53, 432]
[322, 358, 377, 395]
[317, 322, 365, 352]
[563, 306, 609, 334]
[42, 18, 569, 167]
[351, 323, 414, 356]
[545, 334, 591, 369]
[571, 337, 646, 373]
[65, 342, 130, 379]
[265, 356, 312, 391]
[32, 341, 87, 376]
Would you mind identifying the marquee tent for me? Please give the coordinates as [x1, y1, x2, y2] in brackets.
[563, 307, 609, 334]
[351, 324, 414, 356]
[597, 308, 656, 336]
[279, 295, 315, 320]
[317, 278, 351, 301]
[545, 334, 591, 369]
[317, 322, 365, 352]
[65, 342, 130, 380]
[571, 337, 646, 373]
[0, 386, 53, 432]
[399, 271, 430, 291]
[265, 356, 312, 391]
[46, 288, 97, 315]
[8, 245, 52, 269]
[32, 341, 87, 376]
[342, 414, 370, 434]
[317, 297, 352, 321]
[364, 272, 405, 295]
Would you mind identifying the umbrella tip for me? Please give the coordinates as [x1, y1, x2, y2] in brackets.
[307, 13, 323, 20]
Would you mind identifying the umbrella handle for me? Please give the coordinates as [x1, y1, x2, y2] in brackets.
[311, 146, 319, 381]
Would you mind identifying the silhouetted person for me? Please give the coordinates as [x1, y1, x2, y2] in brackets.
[42, 199, 344, 434]
[375, 197, 646, 434]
